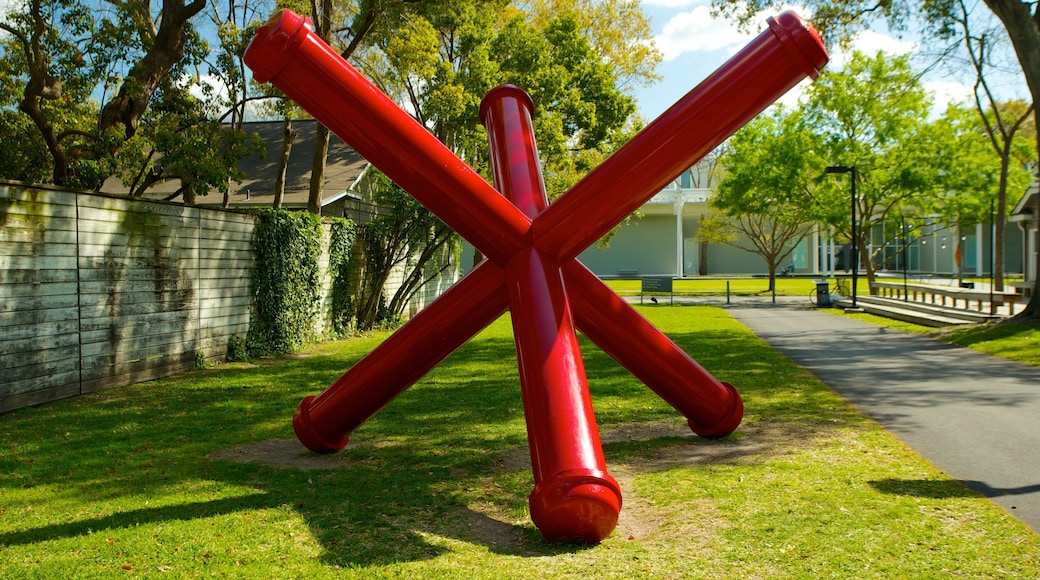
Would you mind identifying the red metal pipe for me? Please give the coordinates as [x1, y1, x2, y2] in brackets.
[564, 261, 743, 437]
[242, 7, 828, 544]
[479, 85, 548, 220]
[481, 86, 620, 543]
[293, 261, 508, 453]
[534, 11, 828, 261]
[504, 248, 621, 543]
[243, 9, 531, 264]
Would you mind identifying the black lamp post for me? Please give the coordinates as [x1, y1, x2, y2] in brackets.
[826, 165, 858, 309]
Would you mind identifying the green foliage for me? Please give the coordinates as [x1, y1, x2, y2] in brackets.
[0, 111, 50, 183]
[802, 52, 962, 280]
[717, 107, 824, 216]
[709, 0, 922, 48]
[356, 0, 641, 198]
[0, 1, 263, 195]
[351, 171, 456, 331]
[713, 107, 823, 285]
[115, 84, 264, 201]
[248, 209, 324, 356]
[226, 335, 250, 362]
[328, 217, 359, 337]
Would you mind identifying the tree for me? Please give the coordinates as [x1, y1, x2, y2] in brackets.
[351, 171, 457, 330]
[337, 0, 648, 329]
[0, 0, 262, 202]
[805, 51, 952, 288]
[952, 0, 1035, 292]
[523, 0, 661, 91]
[710, 0, 1040, 317]
[295, 0, 431, 215]
[709, 107, 823, 290]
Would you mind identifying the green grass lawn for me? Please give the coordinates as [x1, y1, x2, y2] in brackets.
[604, 276, 870, 298]
[2, 307, 1038, 577]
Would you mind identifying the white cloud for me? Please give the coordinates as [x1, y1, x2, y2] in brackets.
[823, 29, 974, 115]
[0, 0, 16, 30]
[828, 30, 918, 68]
[926, 79, 973, 113]
[642, 0, 701, 8]
[653, 5, 756, 61]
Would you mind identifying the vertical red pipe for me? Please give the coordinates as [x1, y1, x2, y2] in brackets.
[564, 261, 743, 437]
[481, 86, 620, 543]
[243, 9, 530, 264]
[535, 11, 828, 261]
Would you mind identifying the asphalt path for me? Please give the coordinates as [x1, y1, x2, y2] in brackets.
[725, 303, 1040, 533]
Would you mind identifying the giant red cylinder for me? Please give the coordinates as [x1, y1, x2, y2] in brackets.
[242, 6, 828, 545]
[293, 261, 509, 453]
[481, 86, 620, 543]
[243, 9, 531, 264]
[535, 11, 828, 261]
[564, 261, 743, 437]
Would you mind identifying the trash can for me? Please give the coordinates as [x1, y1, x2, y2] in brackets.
[813, 279, 831, 307]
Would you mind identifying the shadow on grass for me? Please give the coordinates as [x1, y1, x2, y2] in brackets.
[869, 478, 1040, 500]
[0, 307, 864, 570]
[869, 478, 981, 499]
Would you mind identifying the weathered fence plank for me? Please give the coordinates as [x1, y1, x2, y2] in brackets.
[0, 186, 81, 411]
[1, 181, 451, 413]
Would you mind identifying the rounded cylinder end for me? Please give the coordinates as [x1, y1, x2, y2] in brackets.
[479, 84, 536, 127]
[529, 472, 622, 544]
[243, 9, 314, 84]
[767, 10, 830, 79]
[293, 396, 350, 454]
[687, 382, 744, 439]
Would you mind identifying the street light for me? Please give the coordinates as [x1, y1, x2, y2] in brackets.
[826, 165, 858, 309]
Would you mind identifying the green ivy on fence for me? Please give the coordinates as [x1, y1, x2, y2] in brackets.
[248, 209, 324, 356]
[328, 217, 358, 337]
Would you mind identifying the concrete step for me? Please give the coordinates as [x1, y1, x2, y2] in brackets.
[832, 295, 1001, 327]
[858, 295, 1001, 323]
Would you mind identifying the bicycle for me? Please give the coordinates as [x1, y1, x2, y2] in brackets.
[808, 277, 851, 306]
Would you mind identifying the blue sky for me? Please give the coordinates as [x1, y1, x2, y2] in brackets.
[1, 0, 1026, 125]
[630, 0, 1018, 122]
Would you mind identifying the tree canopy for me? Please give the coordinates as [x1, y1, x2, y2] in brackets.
[713, 51, 1014, 287]
[0, 0, 260, 201]
[710, 0, 1040, 317]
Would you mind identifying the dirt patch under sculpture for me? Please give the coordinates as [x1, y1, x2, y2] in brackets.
[206, 420, 800, 547]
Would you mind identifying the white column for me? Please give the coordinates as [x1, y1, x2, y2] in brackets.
[674, 194, 685, 278]
[976, 222, 984, 277]
[828, 231, 835, 276]
[812, 227, 820, 274]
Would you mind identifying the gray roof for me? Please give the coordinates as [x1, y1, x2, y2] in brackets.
[1011, 182, 1037, 222]
[99, 119, 369, 209]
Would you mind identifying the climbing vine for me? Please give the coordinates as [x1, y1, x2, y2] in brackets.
[352, 171, 458, 331]
[328, 217, 358, 337]
[248, 209, 323, 355]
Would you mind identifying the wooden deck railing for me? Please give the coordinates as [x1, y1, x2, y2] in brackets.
[870, 281, 1023, 315]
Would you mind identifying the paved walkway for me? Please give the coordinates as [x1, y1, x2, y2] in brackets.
[721, 302, 1040, 532]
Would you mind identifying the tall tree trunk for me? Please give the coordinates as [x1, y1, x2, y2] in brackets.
[8, 0, 70, 185]
[995, 162, 1007, 292]
[982, 0, 1040, 317]
[309, 124, 330, 215]
[304, 0, 387, 215]
[274, 118, 296, 209]
[99, 0, 206, 138]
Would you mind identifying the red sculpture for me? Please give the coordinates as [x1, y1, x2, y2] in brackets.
[244, 9, 827, 543]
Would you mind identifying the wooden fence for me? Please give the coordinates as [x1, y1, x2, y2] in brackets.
[871, 280, 1024, 316]
[1, 183, 454, 413]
